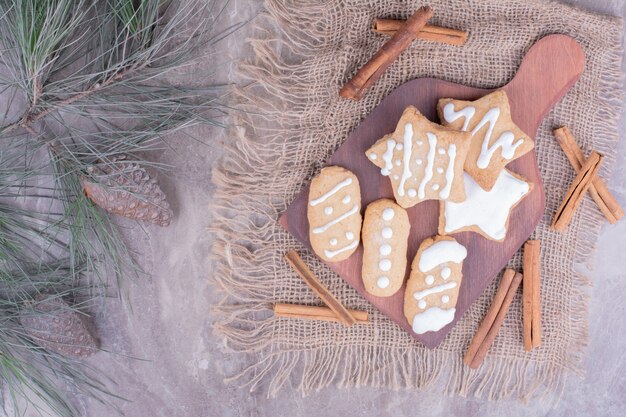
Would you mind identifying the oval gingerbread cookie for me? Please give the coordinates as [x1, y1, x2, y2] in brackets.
[361, 199, 409, 297]
[308, 166, 362, 262]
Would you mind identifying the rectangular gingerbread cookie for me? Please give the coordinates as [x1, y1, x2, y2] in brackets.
[404, 235, 467, 334]
[365, 106, 471, 208]
[361, 199, 409, 297]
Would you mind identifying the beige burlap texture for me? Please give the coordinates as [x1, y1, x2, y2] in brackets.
[212, 0, 623, 401]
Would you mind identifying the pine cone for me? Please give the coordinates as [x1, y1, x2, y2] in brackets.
[20, 295, 99, 358]
[82, 155, 173, 227]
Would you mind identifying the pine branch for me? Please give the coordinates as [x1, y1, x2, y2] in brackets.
[17, 61, 149, 131]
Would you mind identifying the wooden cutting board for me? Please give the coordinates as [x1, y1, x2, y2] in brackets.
[279, 34, 585, 348]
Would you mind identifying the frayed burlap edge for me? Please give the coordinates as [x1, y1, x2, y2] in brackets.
[210, 0, 623, 402]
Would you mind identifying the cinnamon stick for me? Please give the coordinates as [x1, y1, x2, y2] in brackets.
[284, 250, 357, 326]
[551, 151, 604, 232]
[273, 303, 369, 324]
[554, 127, 623, 224]
[340, 6, 434, 101]
[464, 268, 516, 366]
[468, 271, 523, 369]
[524, 240, 542, 349]
[373, 19, 468, 46]
[522, 256, 534, 351]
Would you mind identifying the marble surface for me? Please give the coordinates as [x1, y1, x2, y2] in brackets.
[72, 1, 626, 416]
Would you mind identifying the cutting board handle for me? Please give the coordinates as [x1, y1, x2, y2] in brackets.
[504, 34, 585, 130]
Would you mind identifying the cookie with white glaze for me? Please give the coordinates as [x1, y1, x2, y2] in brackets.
[361, 199, 409, 297]
[308, 166, 362, 262]
[365, 106, 471, 209]
[437, 90, 535, 191]
[439, 169, 532, 242]
[404, 235, 467, 334]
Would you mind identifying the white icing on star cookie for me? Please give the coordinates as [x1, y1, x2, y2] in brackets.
[438, 90, 534, 191]
[364, 106, 471, 208]
[441, 170, 531, 241]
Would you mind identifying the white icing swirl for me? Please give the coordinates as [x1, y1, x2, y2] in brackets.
[442, 102, 475, 131]
[471, 107, 524, 169]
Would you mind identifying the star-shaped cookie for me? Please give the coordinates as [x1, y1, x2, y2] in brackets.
[437, 90, 534, 191]
[365, 106, 471, 209]
[439, 169, 532, 242]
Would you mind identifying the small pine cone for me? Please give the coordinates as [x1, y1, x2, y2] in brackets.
[20, 295, 99, 358]
[82, 155, 173, 227]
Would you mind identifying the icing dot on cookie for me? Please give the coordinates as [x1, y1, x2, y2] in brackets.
[342, 195, 351, 204]
[396, 143, 403, 151]
[425, 275, 434, 285]
[432, 184, 440, 191]
[395, 160, 401, 166]
[438, 147, 446, 155]
[345, 231, 354, 241]
[441, 295, 450, 303]
[377, 276, 390, 289]
[379, 244, 392, 256]
[441, 267, 451, 280]
[393, 174, 400, 180]
[330, 238, 338, 246]
[382, 227, 393, 239]
[418, 300, 427, 309]
[415, 159, 423, 165]
[416, 140, 423, 146]
[379, 259, 392, 271]
[407, 188, 417, 198]
[324, 206, 333, 215]
[437, 167, 444, 174]
[382, 208, 395, 221]
[369, 153, 377, 160]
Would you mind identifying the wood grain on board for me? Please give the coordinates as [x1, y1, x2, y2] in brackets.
[280, 35, 585, 348]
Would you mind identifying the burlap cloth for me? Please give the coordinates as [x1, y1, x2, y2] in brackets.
[211, 0, 623, 401]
